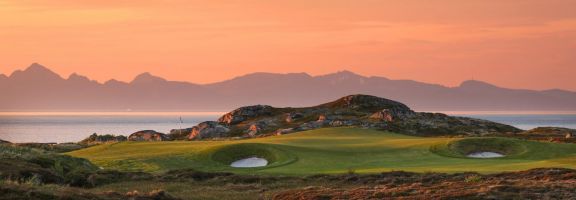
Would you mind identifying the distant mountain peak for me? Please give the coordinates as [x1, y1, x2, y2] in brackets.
[68, 73, 90, 82]
[9, 63, 62, 80]
[236, 72, 311, 78]
[25, 63, 56, 74]
[459, 80, 499, 89]
[131, 72, 166, 84]
[322, 70, 365, 78]
[104, 78, 123, 85]
[335, 70, 357, 75]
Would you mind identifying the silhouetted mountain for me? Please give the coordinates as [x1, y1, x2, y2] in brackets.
[1, 63, 575, 111]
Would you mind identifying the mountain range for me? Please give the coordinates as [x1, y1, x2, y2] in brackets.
[1, 63, 575, 111]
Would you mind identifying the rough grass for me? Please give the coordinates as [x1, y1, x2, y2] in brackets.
[67, 128, 576, 174]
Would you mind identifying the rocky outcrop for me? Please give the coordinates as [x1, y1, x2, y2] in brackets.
[128, 130, 170, 141]
[369, 109, 394, 122]
[79, 133, 127, 145]
[183, 94, 522, 140]
[168, 128, 193, 140]
[320, 94, 414, 114]
[218, 105, 275, 125]
[522, 127, 575, 137]
[188, 121, 230, 140]
[517, 127, 576, 143]
[285, 113, 303, 123]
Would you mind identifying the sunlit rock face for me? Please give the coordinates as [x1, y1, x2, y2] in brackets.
[128, 130, 170, 141]
[188, 121, 230, 140]
[218, 105, 275, 125]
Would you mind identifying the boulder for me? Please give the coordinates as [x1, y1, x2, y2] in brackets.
[317, 114, 327, 122]
[299, 121, 323, 130]
[188, 121, 230, 140]
[285, 113, 304, 123]
[168, 128, 193, 140]
[79, 133, 127, 145]
[247, 124, 260, 137]
[329, 120, 344, 127]
[128, 130, 170, 141]
[218, 105, 275, 125]
[275, 128, 295, 136]
[285, 114, 293, 123]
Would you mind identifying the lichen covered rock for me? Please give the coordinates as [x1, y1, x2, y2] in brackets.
[218, 105, 275, 125]
[188, 121, 230, 140]
[128, 130, 170, 141]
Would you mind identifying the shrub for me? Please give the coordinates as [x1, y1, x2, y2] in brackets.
[464, 175, 482, 183]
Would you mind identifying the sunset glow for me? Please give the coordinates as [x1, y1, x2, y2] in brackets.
[1, 0, 575, 90]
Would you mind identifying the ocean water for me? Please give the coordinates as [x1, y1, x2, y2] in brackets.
[455, 114, 576, 130]
[0, 112, 575, 143]
[0, 113, 221, 143]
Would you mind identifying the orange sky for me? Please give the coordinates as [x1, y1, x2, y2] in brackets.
[1, 0, 575, 90]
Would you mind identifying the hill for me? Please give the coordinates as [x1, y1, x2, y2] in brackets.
[167, 94, 520, 141]
[1, 63, 575, 111]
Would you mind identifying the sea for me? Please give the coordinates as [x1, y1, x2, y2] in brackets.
[0, 112, 575, 143]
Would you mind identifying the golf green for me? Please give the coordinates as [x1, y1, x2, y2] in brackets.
[68, 128, 576, 175]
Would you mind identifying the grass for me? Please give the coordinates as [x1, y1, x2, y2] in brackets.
[67, 127, 576, 175]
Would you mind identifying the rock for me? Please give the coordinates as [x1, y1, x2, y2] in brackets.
[285, 113, 304, 123]
[0, 139, 10, 144]
[330, 120, 344, 127]
[188, 121, 230, 140]
[247, 124, 260, 137]
[317, 114, 327, 122]
[128, 130, 170, 141]
[218, 105, 275, 125]
[300, 121, 323, 130]
[79, 133, 127, 145]
[168, 128, 193, 140]
[285, 114, 293, 123]
[369, 109, 394, 122]
[275, 128, 295, 135]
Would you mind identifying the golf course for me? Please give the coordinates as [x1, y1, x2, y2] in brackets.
[68, 127, 576, 175]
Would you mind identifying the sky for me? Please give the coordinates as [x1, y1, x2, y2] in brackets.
[1, 0, 575, 90]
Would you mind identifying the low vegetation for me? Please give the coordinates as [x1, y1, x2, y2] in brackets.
[0, 144, 98, 187]
[3, 127, 576, 199]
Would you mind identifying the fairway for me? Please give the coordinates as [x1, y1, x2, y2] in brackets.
[68, 128, 576, 175]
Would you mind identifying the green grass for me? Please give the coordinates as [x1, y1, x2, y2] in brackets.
[67, 128, 576, 175]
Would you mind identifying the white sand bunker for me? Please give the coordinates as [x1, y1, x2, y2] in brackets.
[230, 157, 268, 168]
[467, 152, 505, 158]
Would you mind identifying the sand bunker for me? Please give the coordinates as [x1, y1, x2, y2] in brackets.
[467, 152, 505, 158]
[230, 157, 268, 168]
